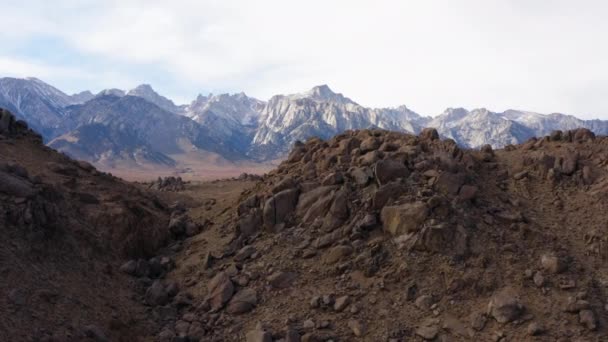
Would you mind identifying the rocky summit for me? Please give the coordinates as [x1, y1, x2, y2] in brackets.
[2, 105, 608, 341]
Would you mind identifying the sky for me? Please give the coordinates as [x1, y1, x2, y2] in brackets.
[1, 0, 608, 118]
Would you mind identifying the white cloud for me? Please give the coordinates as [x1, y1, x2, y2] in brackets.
[2, 0, 608, 118]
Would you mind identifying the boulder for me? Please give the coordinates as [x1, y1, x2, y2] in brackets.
[381, 202, 429, 235]
[419, 128, 439, 140]
[359, 137, 380, 153]
[373, 182, 406, 209]
[487, 287, 524, 323]
[235, 245, 257, 261]
[434, 172, 466, 195]
[347, 319, 367, 337]
[263, 188, 299, 229]
[206, 272, 234, 311]
[237, 209, 262, 237]
[268, 271, 297, 289]
[296, 186, 336, 216]
[0, 170, 35, 198]
[349, 167, 373, 186]
[271, 177, 296, 194]
[226, 288, 258, 314]
[145, 280, 169, 306]
[323, 245, 353, 264]
[458, 185, 478, 201]
[358, 151, 380, 166]
[246, 329, 272, 342]
[541, 254, 566, 274]
[374, 159, 409, 185]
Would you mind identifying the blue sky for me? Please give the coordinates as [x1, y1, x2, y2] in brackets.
[2, 0, 608, 118]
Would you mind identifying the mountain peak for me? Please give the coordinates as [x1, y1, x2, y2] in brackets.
[307, 84, 336, 99]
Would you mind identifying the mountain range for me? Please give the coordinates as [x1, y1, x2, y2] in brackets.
[1, 76, 607, 178]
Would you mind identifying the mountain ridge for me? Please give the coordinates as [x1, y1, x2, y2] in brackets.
[2, 76, 608, 177]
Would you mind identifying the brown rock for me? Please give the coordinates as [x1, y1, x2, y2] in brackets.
[420, 127, 439, 140]
[333, 295, 351, 312]
[268, 271, 297, 289]
[263, 188, 299, 229]
[347, 319, 367, 337]
[434, 172, 466, 195]
[349, 166, 373, 185]
[323, 245, 353, 264]
[321, 172, 343, 186]
[360, 137, 380, 153]
[381, 202, 428, 235]
[207, 272, 234, 311]
[145, 280, 169, 306]
[458, 185, 478, 201]
[579, 309, 597, 330]
[469, 311, 487, 331]
[246, 329, 272, 342]
[527, 322, 544, 336]
[226, 288, 257, 314]
[374, 159, 409, 185]
[373, 182, 406, 209]
[487, 287, 523, 323]
[541, 254, 566, 274]
[358, 150, 380, 166]
[235, 245, 257, 262]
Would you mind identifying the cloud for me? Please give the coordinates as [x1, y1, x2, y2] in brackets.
[2, 0, 608, 118]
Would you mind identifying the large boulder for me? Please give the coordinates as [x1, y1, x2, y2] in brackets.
[206, 272, 234, 311]
[145, 280, 170, 306]
[226, 288, 258, 314]
[0, 170, 35, 198]
[263, 188, 299, 229]
[374, 159, 409, 185]
[373, 182, 406, 209]
[381, 202, 429, 235]
[237, 209, 262, 237]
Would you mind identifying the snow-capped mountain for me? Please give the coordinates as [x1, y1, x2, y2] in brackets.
[127, 84, 183, 114]
[0, 77, 79, 137]
[251, 85, 428, 158]
[3, 77, 608, 170]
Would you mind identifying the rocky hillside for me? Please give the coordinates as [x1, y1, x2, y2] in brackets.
[0, 108, 179, 341]
[138, 126, 608, 341]
[3, 104, 608, 340]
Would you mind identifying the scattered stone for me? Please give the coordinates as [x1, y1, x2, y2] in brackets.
[235, 245, 257, 261]
[533, 272, 545, 287]
[527, 322, 544, 336]
[579, 310, 597, 330]
[323, 245, 353, 264]
[145, 280, 169, 306]
[541, 254, 566, 274]
[268, 271, 297, 289]
[347, 319, 367, 337]
[246, 328, 272, 342]
[487, 287, 524, 323]
[415, 295, 434, 311]
[333, 295, 351, 312]
[119, 260, 137, 275]
[470, 312, 487, 331]
[513, 170, 528, 180]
